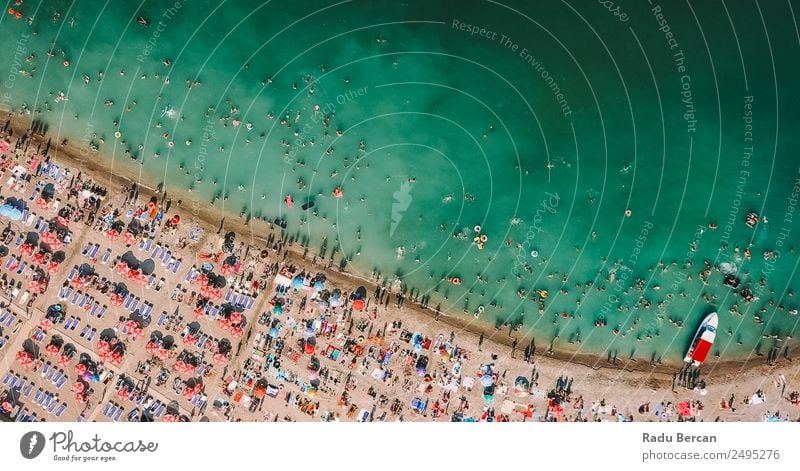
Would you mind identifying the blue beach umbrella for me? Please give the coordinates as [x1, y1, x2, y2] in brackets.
[480, 374, 494, 387]
[268, 327, 279, 338]
[272, 304, 283, 315]
[0, 204, 22, 221]
[292, 276, 305, 289]
[329, 289, 341, 307]
[313, 279, 325, 292]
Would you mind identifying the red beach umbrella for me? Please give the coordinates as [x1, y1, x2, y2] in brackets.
[35, 196, 49, 209]
[20, 243, 33, 256]
[57, 216, 69, 227]
[218, 318, 231, 330]
[40, 319, 54, 331]
[123, 232, 135, 246]
[71, 382, 85, 394]
[231, 326, 243, 338]
[213, 353, 227, 365]
[31, 252, 45, 264]
[352, 299, 365, 311]
[97, 340, 110, 354]
[193, 383, 203, 394]
[111, 294, 124, 306]
[15, 350, 32, 365]
[74, 392, 86, 403]
[107, 229, 120, 241]
[58, 354, 71, 367]
[2, 401, 14, 413]
[133, 327, 144, 340]
[196, 274, 208, 286]
[45, 344, 60, 356]
[74, 363, 87, 375]
[156, 348, 169, 360]
[221, 264, 232, 276]
[117, 388, 129, 402]
[145, 342, 158, 355]
[193, 306, 204, 319]
[182, 387, 194, 399]
[47, 260, 60, 273]
[112, 352, 123, 365]
[230, 313, 243, 325]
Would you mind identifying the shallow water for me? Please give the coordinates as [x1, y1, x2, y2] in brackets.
[1, 0, 799, 364]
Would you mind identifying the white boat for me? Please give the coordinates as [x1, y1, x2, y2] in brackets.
[684, 312, 718, 366]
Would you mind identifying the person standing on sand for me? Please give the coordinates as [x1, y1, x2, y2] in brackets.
[511, 338, 518, 359]
[478, 333, 484, 351]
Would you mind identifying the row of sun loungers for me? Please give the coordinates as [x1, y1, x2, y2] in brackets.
[0, 308, 16, 328]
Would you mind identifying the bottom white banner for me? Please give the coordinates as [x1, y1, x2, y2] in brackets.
[0, 423, 795, 470]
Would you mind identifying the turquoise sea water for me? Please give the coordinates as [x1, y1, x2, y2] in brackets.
[1, 0, 799, 364]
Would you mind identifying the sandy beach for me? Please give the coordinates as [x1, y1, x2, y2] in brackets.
[0, 113, 798, 423]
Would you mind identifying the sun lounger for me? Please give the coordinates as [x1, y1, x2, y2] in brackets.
[80, 325, 89, 338]
[0, 310, 8, 324]
[46, 367, 56, 382]
[2, 371, 12, 385]
[224, 290, 232, 302]
[155, 403, 166, 417]
[78, 293, 89, 308]
[81, 242, 92, 256]
[40, 363, 50, 378]
[55, 374, 67, 389]
[90, 302, 99, 317]
[16, 261, 27, 274]
[14, 234, 23, 245]
[4, 255, 15, 269]
[33, 389, 43, 404]
[97, 305, 106, 319]
[157, 312, 166, 326]
[141, 303, 152, 318]
[113, 407, 123, 421]
[87, 329, 96, 341]
[246, 296, 255, 310]
[16, 410, 27, 422]
[41, 393, 52, 408]
[129, 298, 139, 312]
[70, 291, 80, 305]
[7, 375, 17, 390]
[144, 238, 153, 252]
[34, 217, 43, 231]
[4, 313, 15, 327]
[38, 223, 47, 234]
[47, 400, 58, 414]
[152, 244, 162, 259]
[67, 266, 77, 280]
[105, 402, 116, 417]
[55, 403, 66, 418]
[89, 243, 100, 258]
[101, 248, 111, 264]
[24, 382, 34, 397]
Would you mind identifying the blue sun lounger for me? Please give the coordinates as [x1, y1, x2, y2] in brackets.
[89, 243, 100, 258]
[55, 403, 66, 418]
[5, 255, 15, 269]
[24, 382, 34, 397]
[113, 407, 123, 421]
[101, 248, 111, 264]
[152, 244, 162, 259]
[172, 258, 181, 274]
[157, 312, 167, 326]
[97, 305, 106, 319]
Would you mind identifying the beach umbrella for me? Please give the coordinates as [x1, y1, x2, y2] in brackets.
[156, 348, 169, 360]
[182, 387, 194, 399]
[74, 363, 87, 375]
[480, 374, 494, 387]
[213, 353, 228, 365]
[74, 392, 87, 403]
[45, 344, 60, 357]
[47, 260, 60, 273]
[117, 388, 130, 401]
[20, 243, 33, 256]
[352, 299, 365, 311]
[313, 279, 325, 292]
[268, 327, 279, 338]
[40, 318, 54, 331]
[145, 342, 159, 355]
[71, 382, 85, 394]
[2, 401, 14, 413]
[230, 313, 243, 325]
[292, 275, 305, 289]
[272, 304, 283, 315]
[231, 326, 244, 338]
[184, 334, 198, 346]
[58, 354, 71, 368]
